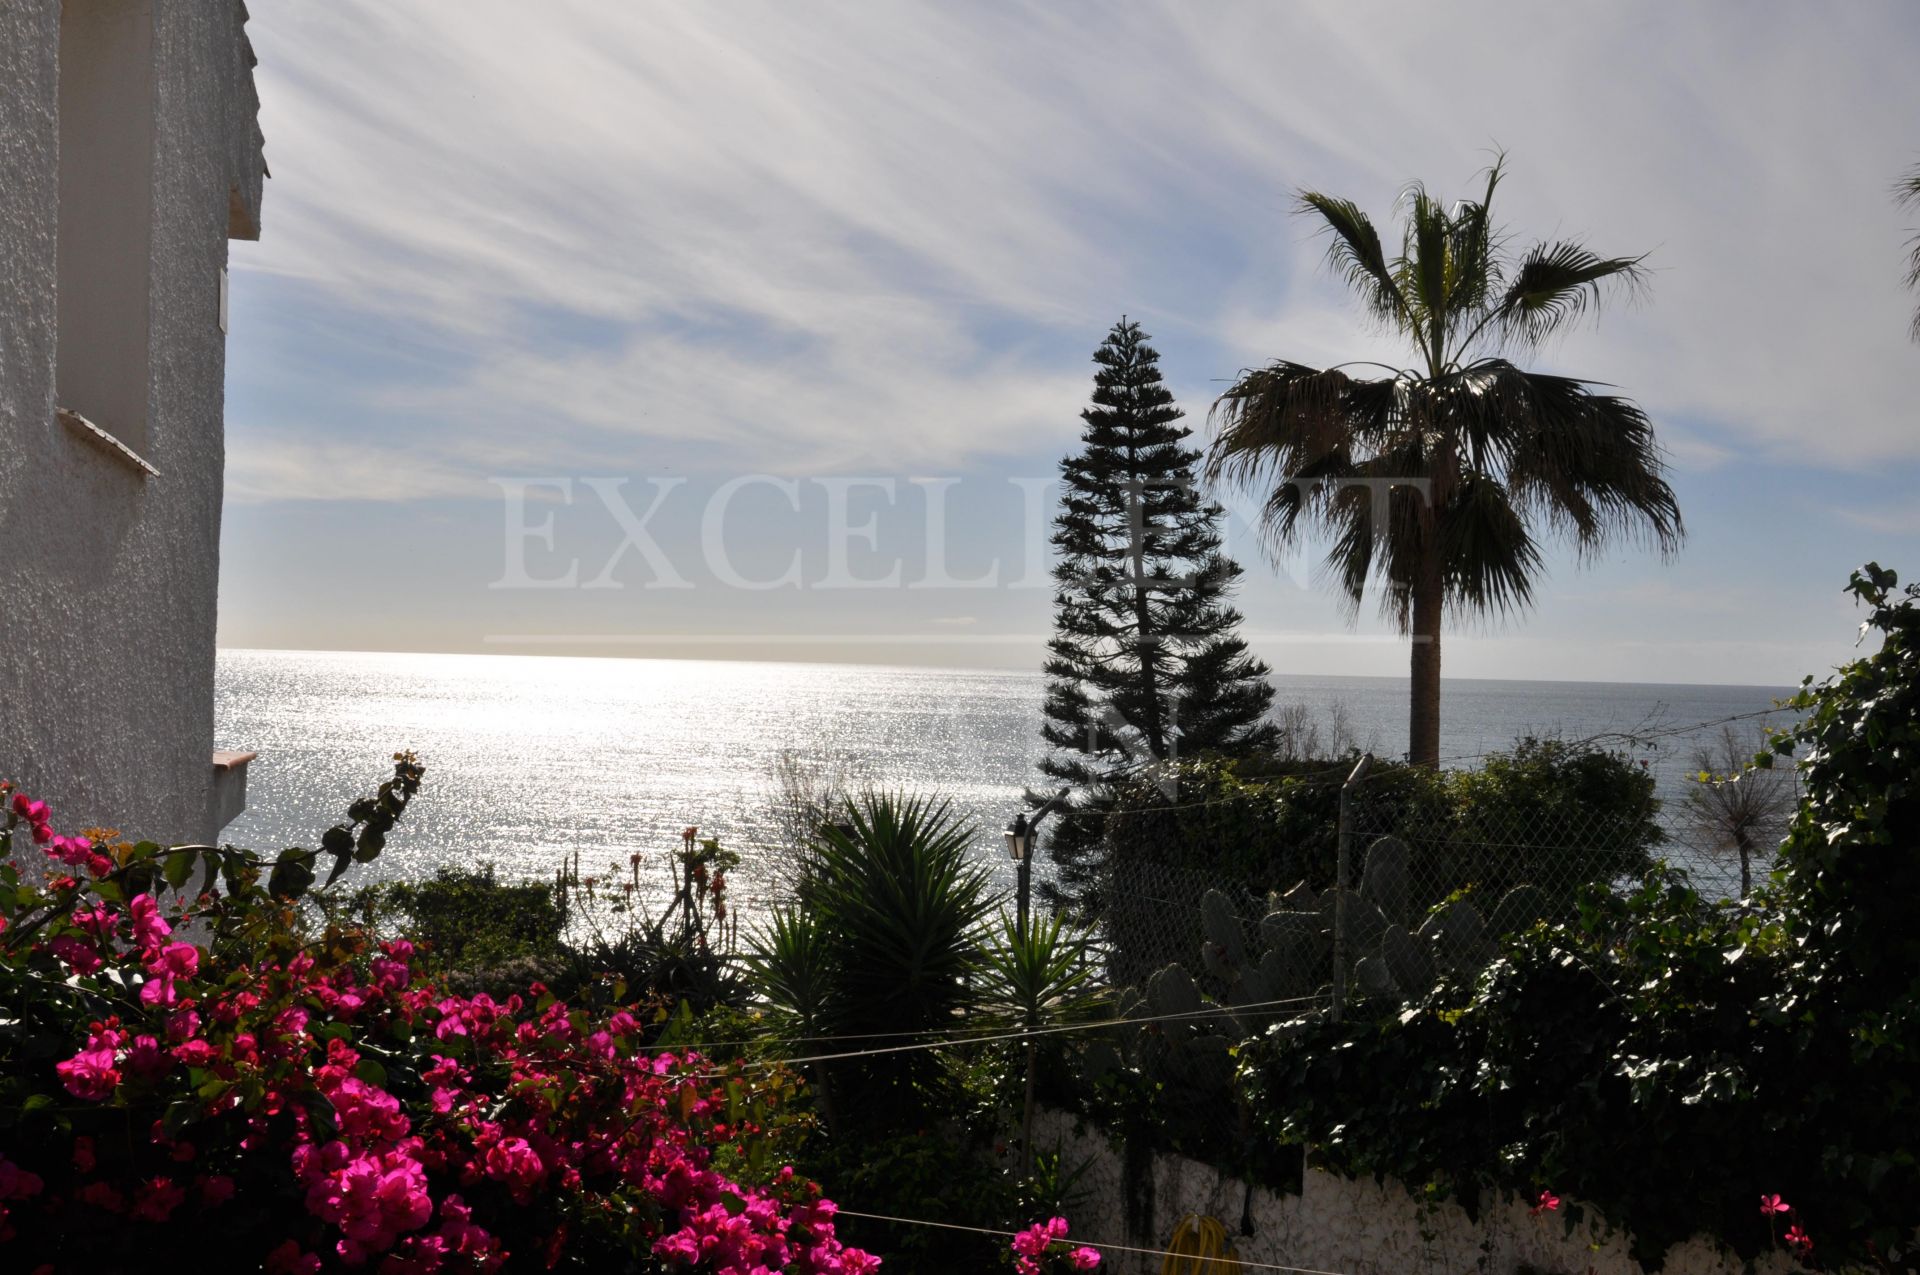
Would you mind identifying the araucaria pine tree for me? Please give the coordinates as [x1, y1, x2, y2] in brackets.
[1038, 318, 1277, 910]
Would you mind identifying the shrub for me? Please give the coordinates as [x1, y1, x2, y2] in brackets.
[1097, 740, 1661, 983]
[1237, 565, 1920, 1270]
[747, 792, 994, 1129]
[1107, 740, 1659, 902]
[346, 864, 566, 973]
[0, 757, 877, 1273]
[555, 829, 746, 1018]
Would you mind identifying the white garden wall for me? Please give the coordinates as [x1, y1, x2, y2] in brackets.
[1033, 1109, 1795, 1275]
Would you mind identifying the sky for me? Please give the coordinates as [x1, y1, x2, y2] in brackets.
[218, 0, 1920, 687]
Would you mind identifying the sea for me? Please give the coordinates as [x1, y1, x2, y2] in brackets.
[213, 649, 1799, 909]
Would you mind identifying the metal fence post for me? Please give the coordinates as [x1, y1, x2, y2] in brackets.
[1333, 753, 1374, 1024]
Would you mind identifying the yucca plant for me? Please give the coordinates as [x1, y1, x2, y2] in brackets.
[748, 792, 997, 1127]
[746, 905, 839, 1041]
[744, 904, 842, 1127]
[977, 909, 1102, 1174]
[806, 793, 995, 1037]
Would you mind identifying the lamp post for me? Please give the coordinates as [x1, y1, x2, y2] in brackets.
[1005, 789, 1068, 943]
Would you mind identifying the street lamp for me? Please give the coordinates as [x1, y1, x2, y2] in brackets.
[1005, 789, 1068, 942]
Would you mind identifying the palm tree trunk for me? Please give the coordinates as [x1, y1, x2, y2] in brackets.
[1408, 555, 1443, 767]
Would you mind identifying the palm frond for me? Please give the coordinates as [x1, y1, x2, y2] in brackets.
[1434, 155, 1508, 348]
[1899, 164, 1920, 341]
[1296, 191, 1405, 325]
[976, 910, 1101, 1027]
[1470, 362, 1684, 559]
[1403, 187, 1452, 353]
[1440, 472, 1542, 619]
[1494, 241, 1647, 348]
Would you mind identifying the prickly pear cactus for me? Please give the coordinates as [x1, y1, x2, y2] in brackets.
[1131, 964, 1236, 1092]
[1198, 889, 1248, 981]
[1172, 837, 1555, 1031]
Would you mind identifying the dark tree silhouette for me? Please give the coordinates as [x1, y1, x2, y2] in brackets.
[1038, 318, 1276, 912]
[1209, 156, 1683, 766]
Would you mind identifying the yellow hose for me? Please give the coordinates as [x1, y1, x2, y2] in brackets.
[1159, 1214, 1245, 1274]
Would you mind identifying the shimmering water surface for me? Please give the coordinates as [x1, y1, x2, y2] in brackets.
[215, 649, 1795, 902]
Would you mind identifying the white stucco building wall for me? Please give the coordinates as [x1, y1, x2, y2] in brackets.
[1034, 1110, 1797, 1275]
[0, 0, 264, 846]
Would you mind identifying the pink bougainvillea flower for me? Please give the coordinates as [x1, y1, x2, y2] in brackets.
[138, 970, 181, 1009]
[1761, 1193, 1791, 1216]
[264, 1239, 322, 1275]
[48, 934, 103, 976]
[0, 1154, 44, 1203]
[128, 894, 171, 948]
[77, 1181, 124, 1213]
[125, 1034, 172, 1081]
[49, 834, 93, 867]
[1068, 1245, 1103, 1269]
[129, 1176, 188, 1223]
[55, 1045, 120, 1101]
[149, 941, 200, 979]
[1785, 1224, 1813, 1253]
[1530, 1190, 1560, 1216]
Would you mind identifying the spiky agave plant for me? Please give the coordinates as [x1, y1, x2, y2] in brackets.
[750, 792, 996, 1127]
[977, 909, 1101, 1175]
[1208, 155, 1683, 766]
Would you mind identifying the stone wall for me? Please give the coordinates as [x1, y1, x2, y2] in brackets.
[1033, 1109, 1794, 1275]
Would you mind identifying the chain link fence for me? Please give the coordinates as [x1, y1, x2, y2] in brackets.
[1067, 742, 1802, 1179]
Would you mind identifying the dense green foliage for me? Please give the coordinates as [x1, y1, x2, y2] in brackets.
[746, 794, 1081, 1274]
[346, 864, 565, 972]
[1100, 739, 1661, 982]
[1238, 565, 1920, 1270]
[750, 794, 992, 1073]
[1040, 317, 1276, 913]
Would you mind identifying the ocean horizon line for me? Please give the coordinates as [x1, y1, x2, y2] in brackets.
[214, 644, 1801, 696]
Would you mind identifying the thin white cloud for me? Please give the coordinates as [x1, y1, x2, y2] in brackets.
[237, 0, 1920, 493]
[225, 436, 486, 505]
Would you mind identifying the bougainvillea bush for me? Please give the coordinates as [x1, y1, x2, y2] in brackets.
[0, 755, 878, 1274]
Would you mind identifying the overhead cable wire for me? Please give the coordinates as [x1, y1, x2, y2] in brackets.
[832, 1208, 1352, 1275]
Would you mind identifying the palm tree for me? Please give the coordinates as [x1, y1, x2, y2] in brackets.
[1207, 157, 1683, 766]
[1900, 164, 1920, 340]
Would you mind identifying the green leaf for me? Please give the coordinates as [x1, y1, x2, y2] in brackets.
[267, 848, 315, 900]
[161, 1099, 200, 1137]
[163, 848, 197, 891]
[355, 1057, 388, 1088]
[195, 851, 219, 901]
